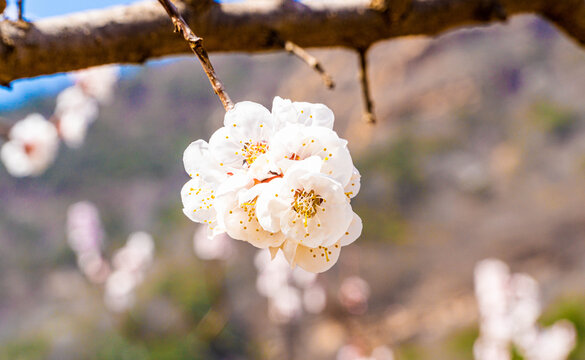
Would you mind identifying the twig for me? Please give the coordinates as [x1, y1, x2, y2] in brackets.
[157, 0, 234, 111]
[357, 48, 376, 124]
[284, 41, 335, 89]
[17, 0, 23, 20]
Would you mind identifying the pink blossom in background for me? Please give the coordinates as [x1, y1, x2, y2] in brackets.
[338, 276, 371, 315]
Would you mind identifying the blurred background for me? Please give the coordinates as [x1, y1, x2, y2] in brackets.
[1, 1, 585, 359]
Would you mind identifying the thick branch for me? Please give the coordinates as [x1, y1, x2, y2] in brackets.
[0, 0, 583, 83]
[157, 0, 233, 111]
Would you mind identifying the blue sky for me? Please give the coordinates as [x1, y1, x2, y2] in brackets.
[0, 0, 240, 112]
[0, 1, 136, 111]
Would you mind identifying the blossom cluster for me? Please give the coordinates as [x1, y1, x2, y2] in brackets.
[181, 97, 362, 273]
[66, 201, 154, 312]
[1, 66, 118, 177]
[474, 259, 576, 360]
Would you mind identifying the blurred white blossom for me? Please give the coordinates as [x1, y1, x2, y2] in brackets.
[67, 201, 105, 254]
[105, 232, 154, 312]
[74, 65, 119, 103]
[193, 225, 234, 261]
[1, 114, 59, 177]
[255, 248, 326, 323]
[1, 65, 120, 176]
[56, 66, 119, 148]
[338, 276, 371, 315]
[66, 202, 154, 312]
[474, 258, 576, 360]
[66, 201, 109, 284]
[54, 87, 99, 148]
[337, 344, 394, 360]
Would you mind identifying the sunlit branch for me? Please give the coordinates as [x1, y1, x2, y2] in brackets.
[157, 0, 234, 111]
[284, 41, 335, 89]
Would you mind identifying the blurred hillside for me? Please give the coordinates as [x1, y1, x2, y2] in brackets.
[1, 14, 585, 360]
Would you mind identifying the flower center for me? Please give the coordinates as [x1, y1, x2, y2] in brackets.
[23, 142, 36, 155]
[242, 141, 268, 166]
[292, 189, 324, 227]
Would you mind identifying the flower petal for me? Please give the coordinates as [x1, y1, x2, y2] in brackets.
[339, 212, 362, 246]
[294, 242, 341, 273]
[183, 139, 227, 183]
[181, 177, 217, 224]
[256, 178, 289, 233]
[292, 101, 334, 129]
[344, 166, 361, 200]
[224, 101, 274, 139]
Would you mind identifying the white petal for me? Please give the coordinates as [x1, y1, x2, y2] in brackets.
[271, 96, 298, 129]
[255, 178, 288, 233]
[292, 101, 334, 129]
[344, 166, 361, 199]
[339, 212, 362, 246]
[280, 239, 299, 268]
[208, 126, 247, 170]
[223, 101, 275, 140]
[294, 241, 341, 273]
[271, 125, 353, 186]
[215, 180, 285, 248]
[181, 177, 217, 224]
[183, 139, 227, 183]
[271, 97, 335, 129]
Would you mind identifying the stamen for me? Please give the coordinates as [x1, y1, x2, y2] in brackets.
[291, 189, 324, 228]
[242, 141, 269, 166]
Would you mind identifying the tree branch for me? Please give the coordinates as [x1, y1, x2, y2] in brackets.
[284, 41, 334, 89]
[357, 48, 376, 124]
[0, 0, 584, 83]
[157, 0, 233, 111]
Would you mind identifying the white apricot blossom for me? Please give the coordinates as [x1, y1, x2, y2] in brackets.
[208, 101, 277, 176]
[256, 157, 361, 273]
[1, 113, 59, 177]
[180, 97, 362, 273]
[256, 157, 353, 247]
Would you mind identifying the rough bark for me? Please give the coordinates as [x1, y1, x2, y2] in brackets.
[0, 0, 584, 84]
